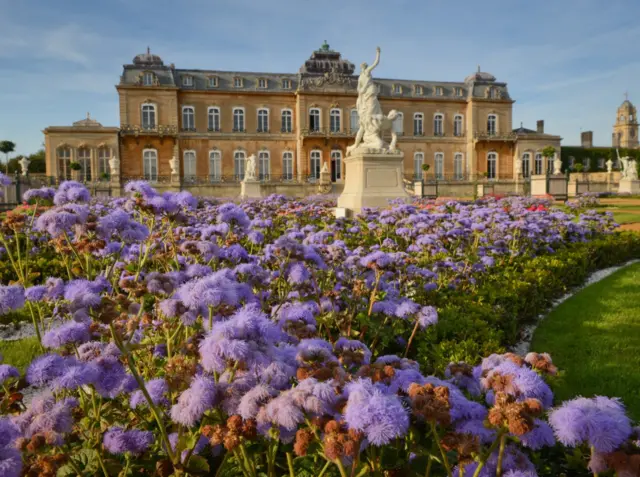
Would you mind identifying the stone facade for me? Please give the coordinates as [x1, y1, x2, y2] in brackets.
[612, 98, 639, 149]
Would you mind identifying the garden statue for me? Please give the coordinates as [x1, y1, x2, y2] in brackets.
[606, 158, 613, 173]
[321, 161, 329, 174]
[169, 156, 179, 175]
[515, 158, 522, 176]
[553, 154, 562, 175]
[108, 155, 120, 176]
[626, 159, 639, 180]
[19, 156, 30, 176]
[245, 154, 257, 181]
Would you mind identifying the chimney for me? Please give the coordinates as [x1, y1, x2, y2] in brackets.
[581, 131, 593, 148]
[536, 120, 544, 134]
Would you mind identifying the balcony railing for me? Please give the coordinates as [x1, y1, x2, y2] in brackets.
[473, 131, 518, 141]
[180, 127, 197, 132]
[121, 174, 300, 185]
[300, 127, 357, 137]
[120, 125, 178, 136]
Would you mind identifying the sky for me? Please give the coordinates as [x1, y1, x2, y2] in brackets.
[1, 0, 639, 156]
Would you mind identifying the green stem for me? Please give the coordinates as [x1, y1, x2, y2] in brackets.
[431, 421, 452, 477]
[334, 458, 349, 477]
[214, 452, 230, 477]
[96, 450, 109, 477]
[26, 303, 43, 349]
[287, 452, 296, 477]
[318, 460, 332, 477]
[496, 433, 507, 477]
[590, 446, 599, 477]
[425, 457, 433, 477]
[404, 317, 421, 358]
[472, 430, 505, 477]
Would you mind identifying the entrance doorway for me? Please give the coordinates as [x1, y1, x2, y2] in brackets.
[330, 150, 342, 182]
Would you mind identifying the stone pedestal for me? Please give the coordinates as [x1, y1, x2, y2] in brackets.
[530, 175, 547, 196]
[336, 151, 409, 214]
[241, 180, 262, 198]
[618, 178, 640, 195]
[413, 181, 423, 198]
[423, 183, 437, 199]
[568, 181, 578, 198]
[110, 179, 122, 197]
[547, 175, 568, 200]
[476, 183, 494, 197]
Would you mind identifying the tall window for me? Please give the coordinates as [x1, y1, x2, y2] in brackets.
[350, 109, 359, 132]
[233, 77, 243, 88]
[257, 109, 269, 132]
[415, 85, 424, 95]
[182, 107, 195, 131]
[393, 84, 402, 94]
[392, 112, 404, 134]
[454, 115, 463, 137]
[310, 150, 321, 180]
[78, 148, 91, 182]
[258, 78, 267, 89]
[330, 109, 341, 133]
[534, 153, 543, 175]
[487, 114, 497, 135]
[57, 147, 71, 179]
[208, 76, 218, 88]
[413, 152, 424, 180]
[454, 153, 464, 180]
[258, 151, 270, 180]
[233, 108, 245, 132]
[143, 72, 154, 86]
[522, 153, 531, 178]
[434, 152, 444, 180]
[435, 86, 444, 96]
[282, 79, 291, 89]
[434, 114, 444, 136]
[309, 108, 321, 132]
[182, 75, 193, 87]
[234, 151, 246, 180]
[330, 150, 342, 182]
[209, 150, 221, 182]
[183, 151, 196, 178]
[487, 152, 497, 180]
[143, 149, 158, 182]
[281, 110, 293, 133]
[282, 151, 293, 181]
[208, 107, 220, 131]
[547, 154, 555, 173]
[414, 113, 424, 136]
[141, 104, 156, 129]
[98, 148, 110, 177]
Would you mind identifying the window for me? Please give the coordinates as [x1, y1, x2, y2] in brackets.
[183, 151, 196, 179]
[631, 114, 634, 121]
[233, 108, 245, 132]
[257, 108, 269, 132]
[434, 113, 444, 136]
[234, 151, 246, 180]
[56, 147, 71, 179]
[258, 151, 270, 180]
[208, 107, 220, 131]
[454, 153, 464, 180]
[182, 75, 193, 87]
[282, 151, 294, 181]
[434, 152, 444, 180]
[209, 150, 221, 182]
[620, 115, 625, 122]
[487, 152, 497, 180]
[534, 153, 543, 175]
[281, 109, 293, 133]
[392, 112, 404, 134]
[393, 84, 402, 94]
[208, 76, 219, 88]
[415, 85, 424, 95]
[522, 153, 531, 178]
[413, 113, 424, 136]
[258, 78, 267, 89]
[598, 158, 606, 170]
[282, 79, 291, 89]
[350, 109, 359, 132]
[233, 77, 243, 88]
[435, 86, 444, 96]
[78, 148, 91, 182]
[330, 150, 342, 182]
[455, 87, 463, 97]
[330, 109, 341, 133]
[141, 103, 156, 129]
[309, 108, 321, 131]
[143, 72, 154, 86]
[182, 106, 195, 131]
[487, 114, 497, 135]
[98, 148, 110, 177]
[453, 115, 463, 137]
[310, 150, 321, 180]
[143, 149, 158, 182]
[413, 152, 424, 180]
[569, 156, 576, 169]
[547, 154, 555, 173]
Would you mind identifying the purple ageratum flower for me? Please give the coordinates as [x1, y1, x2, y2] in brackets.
[519, 419, 555, 450]
[23, 187, 55, 203]
[24, 285, 47, 302]
[53, 181, 90, 205]
[334, 338, 372, 365]
[92, 356, 137, 399]
[42, 321, 91, 349]
[238, 384, 278, 420]
[97, 209, 149, 243]
[0, 448, 22, 477]
[416, 306, 438, 329]
[0, 365, 19, 385]
[0, 173, 11, 187]
[0, 286, 24, 315]
[549, 396, 632, 453]
[26, 353, 67, 386]
[13, 392, 78, 440]
[168, 190, 198, 210]
[287, 262, 310, 285]
[216, 203, 250, 231]
[0, 418, 19, 449]
[170, 375, 219, 427]
[34, 204, 89, 237]
[103, 426, 154, 455]
[124, 180, 158, 198]
[130, 379, 169, 409]
[50, 361, 100, 391]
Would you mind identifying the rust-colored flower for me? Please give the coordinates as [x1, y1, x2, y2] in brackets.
[407, 383, 451, 426]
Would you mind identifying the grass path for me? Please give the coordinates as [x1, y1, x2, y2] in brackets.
[0, 337, 41, 373]
[531, 262, 640, 420]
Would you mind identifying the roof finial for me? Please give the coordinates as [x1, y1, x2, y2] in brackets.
[625, 91, 629, 101]
[147, 46, 151, 55]
[321, 40, 330, 51]
[520, 121, 523, 128]
[477, 64, 481, 73]
[87, 112, 90, 120]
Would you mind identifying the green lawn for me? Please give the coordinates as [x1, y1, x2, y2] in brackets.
[0, 337, 42, 373]
[531, 262, 640, 420]
[612, 211, 640, 224]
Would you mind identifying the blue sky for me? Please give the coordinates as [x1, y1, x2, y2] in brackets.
[1, 0, 639, 156]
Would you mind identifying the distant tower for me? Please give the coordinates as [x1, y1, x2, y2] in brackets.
[612, 95, 639, 148]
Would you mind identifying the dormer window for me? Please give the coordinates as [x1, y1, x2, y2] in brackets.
[234, 77, 244, 88]
[208, 76, 219, 88]
[435, 86, 444, 96]
[282, 79, 291, 89]
[455, 87, 463, 97]
[415, 85, 424, 95]
[182, 75, 194, 87]
[393, 84, 402, 94]
[258, 78, 268, 89]
[143, 72, 155, 86]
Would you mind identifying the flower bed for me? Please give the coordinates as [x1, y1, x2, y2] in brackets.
[0, 178, 638, 477]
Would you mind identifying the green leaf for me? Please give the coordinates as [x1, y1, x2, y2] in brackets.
[185, 454, 210, 474]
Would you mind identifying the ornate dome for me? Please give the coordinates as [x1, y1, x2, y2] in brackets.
[133, 47, 164, 67]
[465, 65, 496, 83]
[299, 41, 355, 76]
[73, 113, 102, 128]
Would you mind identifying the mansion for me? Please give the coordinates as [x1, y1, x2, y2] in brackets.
[43, 42, 562, 191]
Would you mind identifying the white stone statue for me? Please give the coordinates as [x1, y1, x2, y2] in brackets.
[245, 154, 257, 181]
[109, 155, 120, 176]
[321, 162, 329, 173]
[515, 158, 522, 175]
[19, 156, 30, 176]
[169, 155, 179, 175]
[346, 47, 399, 156]
[606, 158, 613, 173]
[553, 154, 562, 175]
[625, 159, 639, 180]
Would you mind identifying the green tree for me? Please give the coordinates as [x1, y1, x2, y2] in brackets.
[0, 141, 16, 174]
[27, 149, 46, 173]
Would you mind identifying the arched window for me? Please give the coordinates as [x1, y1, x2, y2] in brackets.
[434, 152, 444, 180]
[208, 107, 220, 131]
[413, 152, 424, 180]
[258, 151, 270, 180]
[330, 109, 341, 133]
[182, 106, 195, 131]
[487, 114, 497, 135]
[281, 109, 293, 133]
[454, 153, 464, 180]
[143, 149, 158, 182]
[392, 112, 404, 134]
[98, 147, 110, 177]
[209, 150, 221, 182]
[309, 108, 321, 132]
[233, 108, 245, 132]
[414, 113, 424, 136]
[183, 150, 196, 179]
[310, 150, 322, 180]
[620, 115, 625, 122]
[282, 151, 294, 181]
[56, 147, 71, 180]
[454, 115, 463, 137]
[350, 109, 359, 132]
[331, 150, 342, 182]
[141, 103, 156, 129]
[522, 152, 531, 178]
[534, 153, 543, 175]
[487, 152, 497, 180]
[433, 113, 444, 136]
[257, 108, 269, 132]
[234, 150, 246, 180]
[77, 148, 91, 182]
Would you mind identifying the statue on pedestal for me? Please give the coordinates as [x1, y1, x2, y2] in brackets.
[515, 158, 522, 176]
[244, 154, 257, 181]
[109, 155, 120, 177]
[553, 154, 562, 175]
[169, 156, 179, 175]
[19, 156, 30, 176]
[625, 159, 639, 180]
[606, 158, 613, 173]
